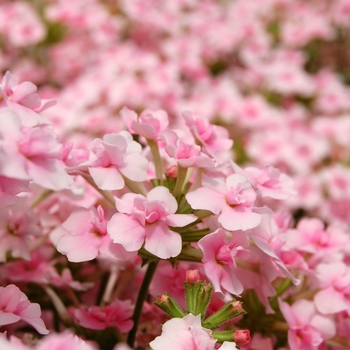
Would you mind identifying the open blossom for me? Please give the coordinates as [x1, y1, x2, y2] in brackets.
[107, 186, 197, 259]
[36, 332, 98, 350]
[0, 199, 41, 262]
[73, 299, 133, 333]
[149, 314, 217, 350]
[182, 111, 233, 158]
[186, 174, 261, 231]
[243, 165, 296, 200]
[314, 261, 350, 315]
[0, 284, 49, 334]
[89, 131, 149, 191]
[121, 107, 169, 140]
[51, 205, 135, 263]
[278, 299, 336, 350]
[198, 228, 249, 295]
[0, 110, 73, 190]
[0, 71, 55, 126]
[161, 129, 214, 168]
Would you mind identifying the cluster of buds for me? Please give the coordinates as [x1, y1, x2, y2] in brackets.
[153, 270, 250, 349]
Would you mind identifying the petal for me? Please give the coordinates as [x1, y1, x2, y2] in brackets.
[144, 222, 182, 259]
[186, 187, 226, 214]
[107, 214, 145, 252]
[120, 153, 149, 182]
[147, 186, 178, 214]
[314, 287, 349, 314]
[89, 166, 124, 191]
[166, 214, 197, 227]
[219, 206, 261, 231]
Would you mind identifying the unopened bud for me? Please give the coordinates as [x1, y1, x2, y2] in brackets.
[234, 330, 250, 347]
[186, 270, 200, 283]
[211, 329, 250, 347]
[154, 293, 185, 318]
[202, 300, 246, 329]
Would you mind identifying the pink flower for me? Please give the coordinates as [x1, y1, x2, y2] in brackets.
[89, 131, 148, 191]
[149, 314, 217, 350]
[0, 199, 41, 262]
[243, 165, 296, 200]
[0, 72, 55, 126]
[51, 205, 135, 263]
[278, 299, 336, 350]
[182, 111, 233, 158]
[73, 299, 133, 333]
[186, 174, 261, 231]
[314, 262, 350, 315]
[0, 110, 73, 190]
[121, 107, 169, 140]
[161, 129, 214, 168]
[107, 186, 197, 259]
[287, 218, 348, 255]
[36, 330, 97, 350]
[198, 228, 249, 295]
[0, 284, 49, 334]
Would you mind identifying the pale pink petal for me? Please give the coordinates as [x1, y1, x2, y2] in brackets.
[19, 303, 49, 334]
[291, 299, 316, 325]
[147, 186, 178, 214]
[115, 193, 142, 214]
[120, 153, 148, 182]
[221, 266, 244, 296]
[278, 299, 298, 327]
[219, 206, 261, 231]
[314, 287, 349, 314]
[144, 222, 182, 259]
[99, 237, 137, 262]
[166, 214, 197, 227]
[310, 314, 336, 340]
[0, 312, 21, 326]
[56, 233, 101, 262]
[89, 166, 124, 191]
[11, 82, 37, 103]
[107, 214, 145, 252]
[186, 187, 226, 214]
[27, 159, 73, 190]
[61, 209, 92, 236]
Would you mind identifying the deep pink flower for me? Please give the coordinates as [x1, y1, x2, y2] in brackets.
[108, 186, 196, 259]
[0, 284, 49, 334]
[74, 299, 133, 332]
[36, 330, 97, 350]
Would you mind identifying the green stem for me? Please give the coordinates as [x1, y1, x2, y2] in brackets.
[147, 139, 163, 186]
[173, 166, 188, 198]
[181, 228, 210, 242]
[127, 260, 159, 348]
[30, 190, 53, 209]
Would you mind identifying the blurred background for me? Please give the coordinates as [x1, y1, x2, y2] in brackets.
[1, 0, 350, 227]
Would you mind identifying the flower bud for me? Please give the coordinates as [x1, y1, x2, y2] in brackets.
[203, 300, 246, 329]
[154, 293, 185, 318]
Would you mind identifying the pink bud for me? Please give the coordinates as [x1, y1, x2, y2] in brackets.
[234, 330, 250, 347]
[186, 270, 200, 283]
